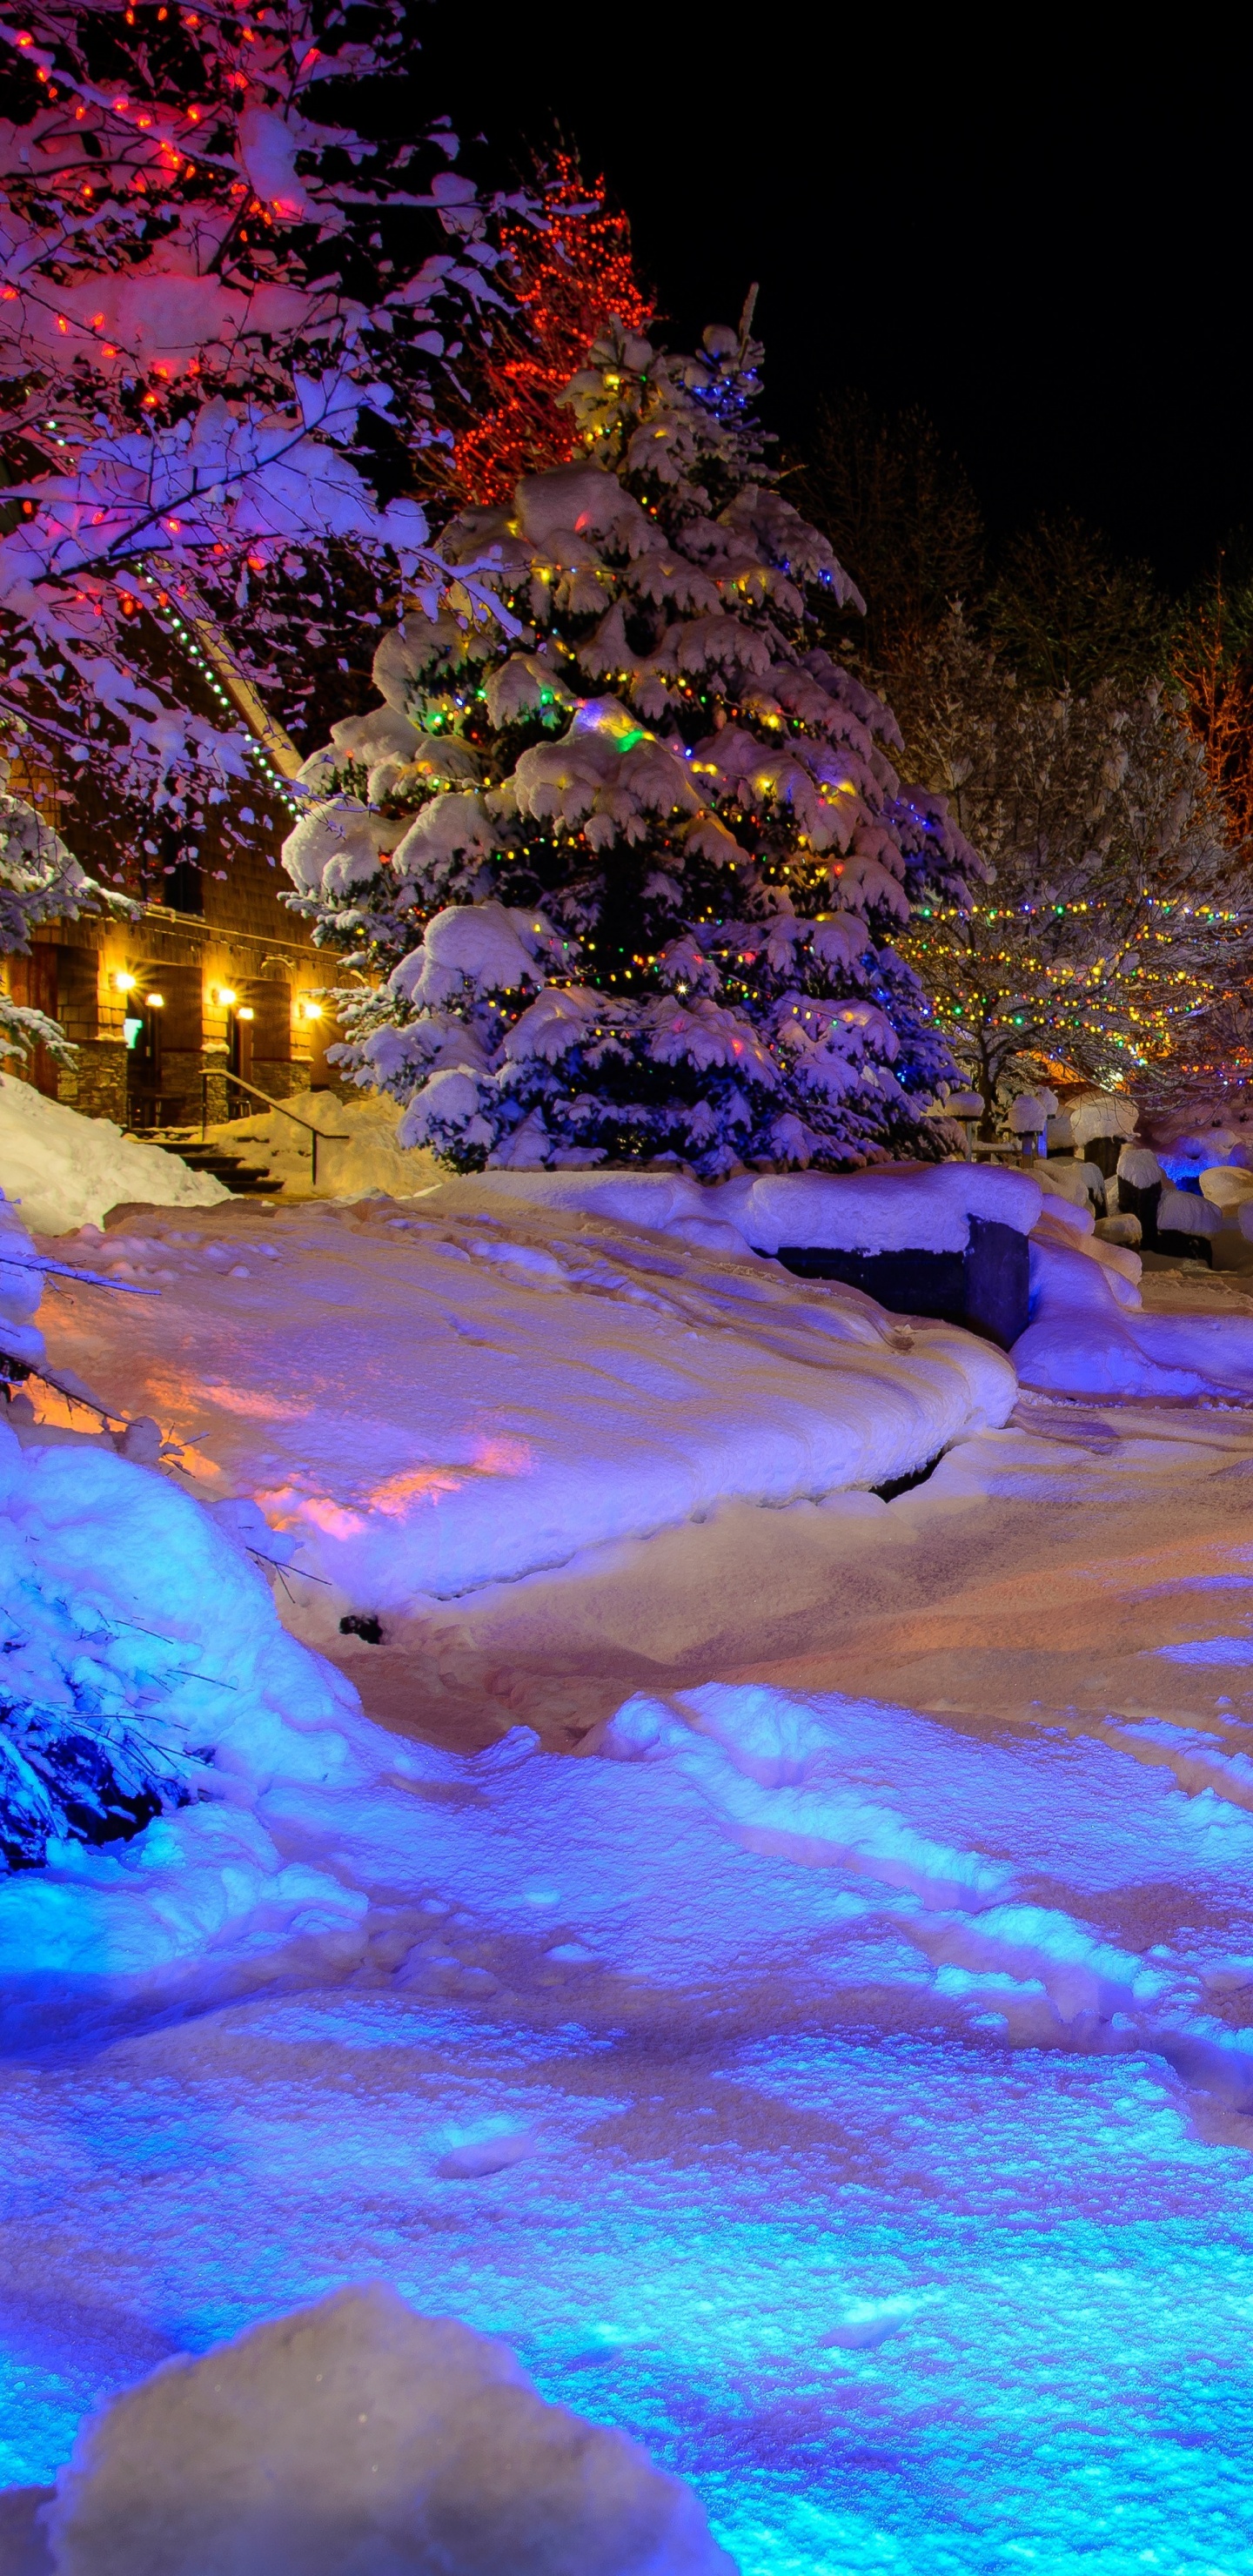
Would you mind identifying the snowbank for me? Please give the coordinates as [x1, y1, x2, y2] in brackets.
[208, 1085, 441, 1201]
[0, 1077, 227, 1234]
[6, 1385, 1253, 2567]
[467, 1162, 1042, 1258]
[0, 1414, 371, 1969]
[44, 2285, 733, 2576]
[0, 1188, 45, 1370]
[37, 1193, 1015, 1613]
[1014, 1227, 1253, 1399]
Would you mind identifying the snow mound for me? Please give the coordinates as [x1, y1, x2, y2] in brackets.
[0, 1189, 45, 1370]
[38, 1194, 1016, 1611]
[0, 1077, 227, 1235]
[466, 1162, 1042, 1257]
[725, 1163, 1042, 1254]
[0, 1414, 371, 1965]
[1014, 1228, 1253, 1399]
[206, 1085, 440, 1200]
[1199, 1163, 1253, 1210]
[44, 2284, 734, 2576]
[1158, 1185, 1221, 1238]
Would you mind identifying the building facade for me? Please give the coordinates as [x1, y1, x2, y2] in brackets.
[3, 837, 342, 1129]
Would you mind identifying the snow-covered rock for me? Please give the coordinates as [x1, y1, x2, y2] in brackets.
[0, 1077, 227, 1234]
[44, 2284, 734, 2576]
[1157, 1186, 1222, 1240]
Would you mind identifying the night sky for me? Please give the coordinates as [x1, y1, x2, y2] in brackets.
[413, 7, 1251, 591]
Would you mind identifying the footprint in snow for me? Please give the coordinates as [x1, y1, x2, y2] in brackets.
[820, 2307, 910, 2351]
[436, 2127, 533, 2179]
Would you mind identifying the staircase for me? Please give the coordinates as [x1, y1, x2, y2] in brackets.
[137, 1129, 284, 1196]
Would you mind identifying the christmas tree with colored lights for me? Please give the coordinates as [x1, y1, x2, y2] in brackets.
[283, 315, 978, 1174]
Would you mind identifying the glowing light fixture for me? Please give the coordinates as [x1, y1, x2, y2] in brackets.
[144, 991, 164, 1009]
[215, 985, 238, 1007]
[235, 1005, 255, 1022]
[300, 997, 323, 1021]
[113, 969, 137, 994]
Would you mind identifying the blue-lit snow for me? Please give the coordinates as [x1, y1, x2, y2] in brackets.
[8, 1193, 1253, 2570]
[4, 1619, 1253, 2569]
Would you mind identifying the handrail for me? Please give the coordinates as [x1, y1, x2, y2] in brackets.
[200, 1069, 348, 1189]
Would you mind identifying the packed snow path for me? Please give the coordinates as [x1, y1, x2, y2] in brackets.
[6, 1217, 1253, 2571]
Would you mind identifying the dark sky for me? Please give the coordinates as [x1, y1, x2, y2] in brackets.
[413, 4, 1252, 593]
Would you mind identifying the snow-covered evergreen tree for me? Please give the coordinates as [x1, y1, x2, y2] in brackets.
[283, 322, 977, 1174]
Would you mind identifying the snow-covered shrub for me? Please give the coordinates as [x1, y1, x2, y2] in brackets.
[286, 325, 978, 1175]
[0, 1334, 338, 1875]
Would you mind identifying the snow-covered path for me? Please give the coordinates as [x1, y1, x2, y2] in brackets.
[4, 1392, 1253, 2571]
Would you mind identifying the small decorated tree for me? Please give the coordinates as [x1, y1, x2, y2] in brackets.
[283, 319, 976, 1175]
[893, 609, 1253, 1117]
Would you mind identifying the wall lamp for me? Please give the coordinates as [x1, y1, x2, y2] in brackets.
[235, 1005, 255, 1023]
[145, 992, 164, 1010]
[113, 970, 137, 994]
[214, 985, 238, 1008]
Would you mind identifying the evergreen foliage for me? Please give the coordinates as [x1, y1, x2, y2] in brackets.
[988, 513, 1168, 697]
[0, 1687, 183, 1871]
[796, 392, 984, 672]
[284, 323, 977, 1176]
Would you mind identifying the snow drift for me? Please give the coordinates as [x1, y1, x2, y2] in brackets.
[0, 1077, 227, 1233]
[42, 2284, 733, 2576]
[204, 1085, 440, 1202]
[37, 1190, 1016, 1615]
[0, 1407, 370, 1968]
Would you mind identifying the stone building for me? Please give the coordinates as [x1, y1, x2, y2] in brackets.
[3, 825, 340, 1130]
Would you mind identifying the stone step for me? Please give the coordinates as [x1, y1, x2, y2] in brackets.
[135, 1132, 284, 1196]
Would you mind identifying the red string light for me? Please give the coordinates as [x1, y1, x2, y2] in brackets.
[451, 155, 654, 506]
